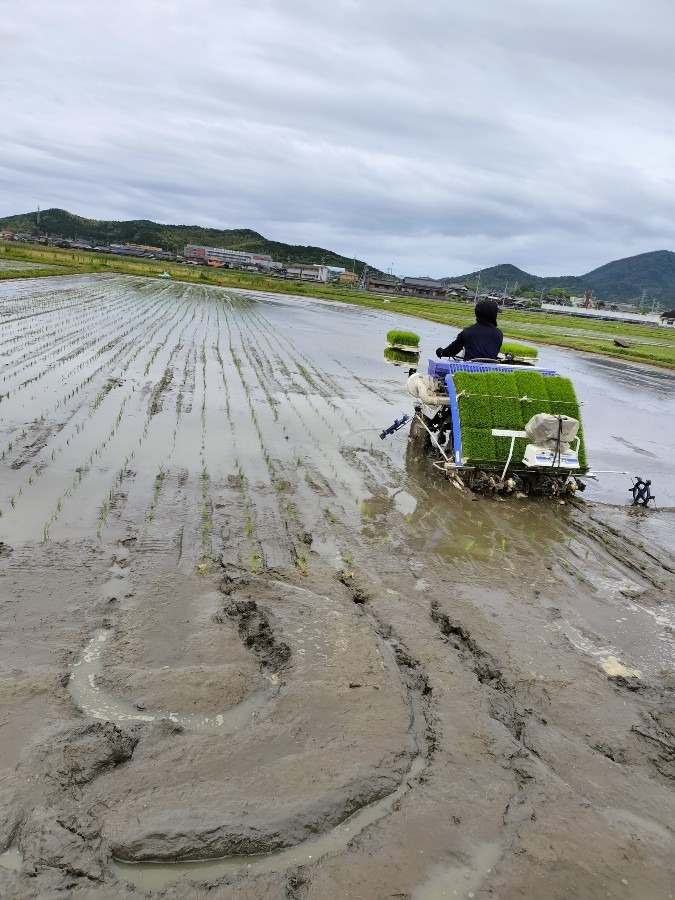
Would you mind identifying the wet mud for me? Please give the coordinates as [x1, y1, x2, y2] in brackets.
[0, 276, 674, 899]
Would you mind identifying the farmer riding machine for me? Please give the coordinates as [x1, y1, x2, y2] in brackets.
[400, 344, 589, 497]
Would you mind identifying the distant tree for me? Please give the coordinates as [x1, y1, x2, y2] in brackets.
[513, 283, 536, 296]
[610, 304, 618, 311]
[548, 287, 568, 298]
[596, 300, 606, 309]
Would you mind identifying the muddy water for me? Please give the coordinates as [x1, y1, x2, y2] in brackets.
[69, 628, 274, 729]
[110, 756, 427, 892]
[1, 276, 674, 899]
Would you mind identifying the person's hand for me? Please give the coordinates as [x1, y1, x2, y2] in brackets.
[436, 347, 444, 358]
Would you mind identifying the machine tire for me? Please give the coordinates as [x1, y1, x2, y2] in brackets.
[407, 414, 432, 463]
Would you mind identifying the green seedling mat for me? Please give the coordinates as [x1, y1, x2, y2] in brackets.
[453, 370, 587, 469]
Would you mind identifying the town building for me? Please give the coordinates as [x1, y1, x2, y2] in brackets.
[184, 245, 274, 269]
[285, 264, 342, 283]
[109, 243, 164, 257]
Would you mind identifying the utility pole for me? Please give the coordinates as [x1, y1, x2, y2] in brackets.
[474, 270, 481, 301]
[357, 264, 368, 291]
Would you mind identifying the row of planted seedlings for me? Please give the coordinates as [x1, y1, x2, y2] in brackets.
[138, 340, 199, 536]
[217, 308, 269, 570]
[141, 302, 220, 562]
[0, 280, 144, 374]
[2, 288, 201, 538]
[229, 299, 366, 517]
[0, 281, 174, 394]
[0, 286, 196, 485]
[109, 293, 211, 542]
[100, 295, 207, 541]
[221, 298, 358, 572]
[238, 298, 460, 565]
[239, 298, 376, 465]
[242, 299, 366, 432]
[0, 291, 186, 464]
[0, 283, 179, 447]
[211, 311, 263, 571]
[215, 303, 302, 572]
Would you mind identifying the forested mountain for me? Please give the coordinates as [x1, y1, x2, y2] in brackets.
[445, 251, 675, 303]
[0, 209, 370, 273]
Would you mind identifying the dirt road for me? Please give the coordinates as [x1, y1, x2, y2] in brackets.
[1, 276, 674, 899]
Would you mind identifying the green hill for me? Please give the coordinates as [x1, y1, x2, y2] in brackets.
[445, 250, 675, 303]
[0, 208, 373, 274]
[583, 250, 675, 301]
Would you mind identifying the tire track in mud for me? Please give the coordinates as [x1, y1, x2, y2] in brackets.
[429, 592, 675, 872]
[0, 554, 439, 894]
[570, 504, 675, 590]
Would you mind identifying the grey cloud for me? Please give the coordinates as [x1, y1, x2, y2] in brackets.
[2, 0, 675, 278]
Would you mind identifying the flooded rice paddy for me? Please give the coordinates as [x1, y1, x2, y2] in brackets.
[1, 275, 674, 899]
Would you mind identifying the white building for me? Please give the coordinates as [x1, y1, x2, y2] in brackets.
[285, 264, 339, 283]
[184, 245, 274, 269]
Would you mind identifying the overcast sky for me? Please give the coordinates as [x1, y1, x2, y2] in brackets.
[2, 0, 675, 278]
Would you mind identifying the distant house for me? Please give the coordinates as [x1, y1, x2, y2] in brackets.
[367, 276, 400, 294]
[660, 310, 675, 327]
[286, 264, 335, 283]
[444, 282, 469, 296]
[0, 230, 14, 240]
[399, 277, 446, 299]
[338, 271, 359, 284]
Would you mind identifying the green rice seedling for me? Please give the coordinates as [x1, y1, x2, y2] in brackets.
[384, 347, 420, 365]
[453, 369, 587, 467]
[501, 341, 538, 358]
[454, 372, 492, 428]
[459, 427, 496, 463]
[386, 329, 420, 347]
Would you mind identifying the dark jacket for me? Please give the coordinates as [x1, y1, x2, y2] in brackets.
[437, 300, 503, 361]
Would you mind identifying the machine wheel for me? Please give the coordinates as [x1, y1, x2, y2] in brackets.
[408, 412, 432, 453]
[630, 478, 655, 506]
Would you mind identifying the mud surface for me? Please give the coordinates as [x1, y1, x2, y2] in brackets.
[1, 276, 674, 899]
